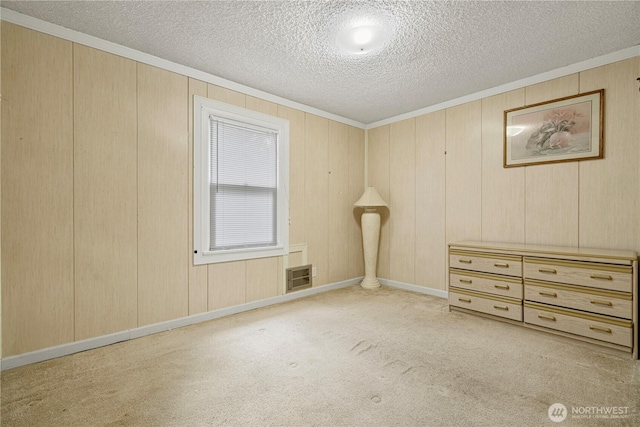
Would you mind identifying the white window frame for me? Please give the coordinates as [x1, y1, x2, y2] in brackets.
[193, 95, 289, 265]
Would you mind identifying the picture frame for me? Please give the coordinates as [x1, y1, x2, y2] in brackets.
[503, 89, 604, 168]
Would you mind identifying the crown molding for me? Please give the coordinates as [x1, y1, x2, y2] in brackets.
[2, 8, 638, 132]
[366, 45, 640, 129]
[0, 7, 366, 129]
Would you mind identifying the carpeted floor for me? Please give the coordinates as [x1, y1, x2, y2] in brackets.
[1, 285, 639, 426]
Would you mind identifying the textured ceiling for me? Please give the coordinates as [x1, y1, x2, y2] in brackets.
[3, 1, 640, 124]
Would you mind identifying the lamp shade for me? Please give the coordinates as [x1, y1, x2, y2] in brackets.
[354, 186, 388, 207]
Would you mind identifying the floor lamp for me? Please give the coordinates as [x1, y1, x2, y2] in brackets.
[354, 187, 388, 289]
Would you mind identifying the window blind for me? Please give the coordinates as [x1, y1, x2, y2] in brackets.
[209, 117, 278, 251]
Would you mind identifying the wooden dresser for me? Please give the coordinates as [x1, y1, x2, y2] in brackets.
[448, 241, 638, 358]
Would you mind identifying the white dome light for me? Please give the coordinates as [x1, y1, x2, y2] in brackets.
[336, 24, 388, 55]
[353, 28, 373, 45]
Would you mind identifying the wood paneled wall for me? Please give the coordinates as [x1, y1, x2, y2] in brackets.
[524, 75, 580, 247]
[0, 23, 365, 357]
[389, 119, 416, 285]
[348, 126, 365, 278]
[305, 114, 330, 286]
[367, 126, 390, 279]
[73, 45, 138, 340]
[414, 111, 446, 289]
[578, 61, 640, 251]
[445, 101, 483, 246]
[328, 121, 350, 283]
[480, 90, 525, 243]
[368, 56, 640, 291]
[137, 64, 189, 326]
[1, 24, 75, 355]
[1, 20, 4, 358]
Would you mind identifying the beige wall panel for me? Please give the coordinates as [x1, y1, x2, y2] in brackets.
[208, 84, 246, 107]
[73, 45, 138, 340]
[415, 111, 446, 290]
[246, 257, 279, 302]
[0, 19, 3, 358]
[137, 64, 189, 326]
[636, 57, 640, 258]
[525, 168, 579, 247]
[367, 125, 391, 279]
[445, 101, 482, 247]
[524, 75, 579, 247]
[348, 126, 365, 279]
[637, 59, 640, 255]
[246, 96, 278, 116]
[578, 58, 640, 252]
[328, 120, 350, 283]
[481, 89, 526, 243]
[288, 251, 304, 268]
[278, 105, 306, 245]
[277, 256, 284, 296]
[1, 24, 74, 355]
[305, 114, 329, 286]
[525, 75, 579, 105]
[188, 78, 209, 315]
[389, 118, 416, 284]
[208, 261, 246, 310]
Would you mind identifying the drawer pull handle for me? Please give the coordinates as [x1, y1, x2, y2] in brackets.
[493, 305, 509, 311]
[539, 291, 557, 298]
[494, 263, 509, 268]
[459, 279, 472, 284]
[589, 325, 612, 334]
[590, 299, 613, 307]
[458, 298, 471, 303]
[590, 273, 612, 281]
[494, 284, 510, 290]
[459, 259, 472, 264]
[538, 314, 556, 321]
[538, 268, 557, 274]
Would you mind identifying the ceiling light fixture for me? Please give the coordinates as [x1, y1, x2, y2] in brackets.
[353, 28, 373, 45]
[336, 24, 388, 55]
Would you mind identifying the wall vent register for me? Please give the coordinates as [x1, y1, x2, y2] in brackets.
[286, 265, 312, 293]
[448, 241, 638, 358]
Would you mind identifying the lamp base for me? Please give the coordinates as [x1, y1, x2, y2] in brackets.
[360, 208, 382, 290]
[360, 276, 381, 289]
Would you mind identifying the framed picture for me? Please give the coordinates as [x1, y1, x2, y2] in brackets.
[503, 89, 604, 168]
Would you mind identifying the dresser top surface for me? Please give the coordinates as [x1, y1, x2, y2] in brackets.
[450, 241, 637, 263]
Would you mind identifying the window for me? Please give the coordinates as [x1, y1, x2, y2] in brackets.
[193, 96, 289, 264]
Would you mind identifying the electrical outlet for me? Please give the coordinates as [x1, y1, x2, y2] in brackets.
[312, 267, 317, 277]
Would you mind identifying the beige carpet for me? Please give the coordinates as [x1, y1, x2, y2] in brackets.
[1, 285, 639, 426]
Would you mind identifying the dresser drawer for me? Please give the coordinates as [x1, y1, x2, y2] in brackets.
[450, 250, 522, 277]
[450, 288, 522, 321]
[525, 279, 632, 319]
[524, 302, 632, 348]
[524, 257, 632, 293]
[450, 268, 522, 299]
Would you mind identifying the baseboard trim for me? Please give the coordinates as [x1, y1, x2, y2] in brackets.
[380, 278, 448, 299]
[1, 277, 362, 371]
[0, 331, 130, 371]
